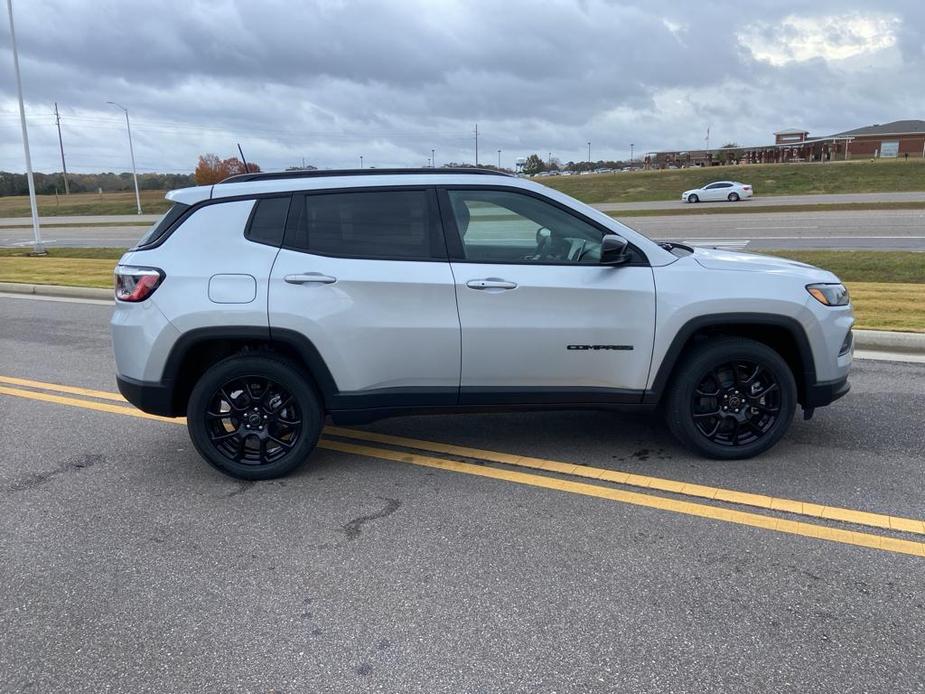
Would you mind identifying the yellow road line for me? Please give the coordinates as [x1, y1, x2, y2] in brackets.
[319, 438, 925, 558]
[0, 378, 925, 557]
[4, 374, 925, 538]
[0, 385, 180, 424]
[0, 375, 128, 403]
[325, 426, 925, 537]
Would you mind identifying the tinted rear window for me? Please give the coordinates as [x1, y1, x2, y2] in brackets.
[284, 190, 442, 260]
[133, 202, 189, 248]
[245, 196, 290, 247]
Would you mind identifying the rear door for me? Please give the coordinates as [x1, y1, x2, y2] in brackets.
[268, 188, 460, 408]
[439, 187, 656, 404]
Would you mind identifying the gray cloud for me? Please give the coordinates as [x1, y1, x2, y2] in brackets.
[1, 0, 923, 173]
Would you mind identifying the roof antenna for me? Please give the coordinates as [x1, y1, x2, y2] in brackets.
[236, 143, 250, 173]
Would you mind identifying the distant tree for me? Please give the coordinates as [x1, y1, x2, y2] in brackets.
[522, 153, 546, 175]
[194, 154, 261, 185]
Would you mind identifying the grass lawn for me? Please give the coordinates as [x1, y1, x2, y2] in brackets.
[0, 190, 171, 218]
[0, 248, 922, 331]
[538, 159, 925, 204]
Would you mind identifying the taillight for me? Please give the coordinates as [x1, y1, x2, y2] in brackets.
[743, 185, 752, 190]
[114, 265, 165, 302]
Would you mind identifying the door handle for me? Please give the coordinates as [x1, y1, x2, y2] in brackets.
[466, 278, 518, 290]
[284, 273, 337, 285]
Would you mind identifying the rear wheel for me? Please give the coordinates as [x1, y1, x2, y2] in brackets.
[688, 193, 699, 203]
[728, 192, 740, 202]
[665, 338, 796, 459]
[186, 353, 324, 480]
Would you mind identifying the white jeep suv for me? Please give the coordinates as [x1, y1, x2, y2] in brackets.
[111, 169, 853, 479]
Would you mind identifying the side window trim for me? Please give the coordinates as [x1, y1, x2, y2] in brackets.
[281, 186, 447, 262]
[436, 185, 649, 267]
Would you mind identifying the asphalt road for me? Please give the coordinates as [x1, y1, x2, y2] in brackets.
[1, 294, 923, 692]
[1, 208, 922, 252]
[593, 191, 925, 212]
[618, 208, 925, 251]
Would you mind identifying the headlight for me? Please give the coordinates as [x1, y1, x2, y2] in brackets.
[806, 283, 850, 306]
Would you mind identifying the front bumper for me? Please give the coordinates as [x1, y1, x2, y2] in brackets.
[803, 375, 850, 408]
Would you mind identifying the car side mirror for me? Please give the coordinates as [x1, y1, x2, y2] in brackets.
[600, 235, 629, 265]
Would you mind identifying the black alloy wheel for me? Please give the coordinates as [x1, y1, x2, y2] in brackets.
[691, 361, 780, 447]
[205, 376, 301, 465]
[187, 353, 323, 479]
[665, 338, 796, 460]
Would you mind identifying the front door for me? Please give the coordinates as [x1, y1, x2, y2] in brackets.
[440, 188, 656, 405]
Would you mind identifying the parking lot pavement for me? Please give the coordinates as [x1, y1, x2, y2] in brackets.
[2, 295, 924, 693]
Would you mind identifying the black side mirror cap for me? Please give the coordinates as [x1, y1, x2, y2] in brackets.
[600, 235, 629, 265]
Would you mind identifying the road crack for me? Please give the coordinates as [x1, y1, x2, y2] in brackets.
[4, 454, 103, 494]
[343, 497, 401, 541]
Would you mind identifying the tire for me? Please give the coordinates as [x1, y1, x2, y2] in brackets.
[665, 338, 796, 460]
[728, 192, 740, 202]
[186, 353, 324, 480]
[688, 194, 699, 203]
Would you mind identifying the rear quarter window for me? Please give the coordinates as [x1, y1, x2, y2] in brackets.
[245, 196, 291, 247]
[133, 202, 189, 249]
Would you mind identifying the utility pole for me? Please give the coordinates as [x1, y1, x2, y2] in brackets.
[54, 102, 69, 194]
[6, 0, 44, 255]
[705, 126, 711, 152]
[107, 101, 142, 214]
[474, 123, 479, 165]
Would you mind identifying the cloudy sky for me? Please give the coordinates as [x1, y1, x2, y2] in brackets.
[2, 0, 923, 174]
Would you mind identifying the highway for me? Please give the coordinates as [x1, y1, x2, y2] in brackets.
[593, 190, 925, 212]
[1, 294, 924, 692]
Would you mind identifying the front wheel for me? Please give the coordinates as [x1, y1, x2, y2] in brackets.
[665, 338, 796, 459]
[186, 353, 324, 480]
[688, 194, 699, 203]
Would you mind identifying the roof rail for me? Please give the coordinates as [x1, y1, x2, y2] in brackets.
[219, 167, 513, 185]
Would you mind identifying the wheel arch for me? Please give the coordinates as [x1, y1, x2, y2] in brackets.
[160, 326, 338, 416]
[645, 314, 816, 406]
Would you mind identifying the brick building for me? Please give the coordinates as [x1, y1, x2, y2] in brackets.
[644, 119, 925, 168]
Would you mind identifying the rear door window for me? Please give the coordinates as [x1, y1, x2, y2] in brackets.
[284, 189, 444, 260]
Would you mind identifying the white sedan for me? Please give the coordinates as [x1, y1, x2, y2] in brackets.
[681, 181, 753, 203]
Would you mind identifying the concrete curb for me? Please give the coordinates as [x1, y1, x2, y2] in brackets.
[854, 329, 925, 354]
[1, 282, 923, 354]
[0, 282, 112, 301]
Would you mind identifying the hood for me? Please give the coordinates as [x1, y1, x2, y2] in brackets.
[692, 247, 840, 282]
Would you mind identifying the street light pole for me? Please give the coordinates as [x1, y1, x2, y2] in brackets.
[360, 155, 364, 168]
[6, 0, 44, 255]
[107, 101, 142, 214]
[497, 149, 501, 168]
[630, 143, 634, 162]
[431, 148, 435, 168]
[587, 141, 591, 163]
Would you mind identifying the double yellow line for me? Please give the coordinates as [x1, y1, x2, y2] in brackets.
[1, 373, 924, 558]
